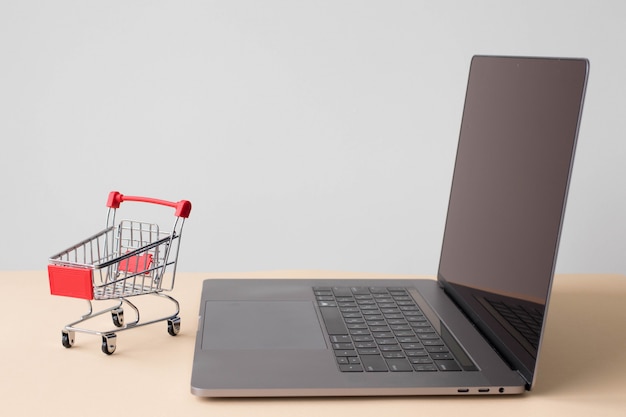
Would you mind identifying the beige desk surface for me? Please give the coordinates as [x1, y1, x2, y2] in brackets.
[3, 270, 626, 416]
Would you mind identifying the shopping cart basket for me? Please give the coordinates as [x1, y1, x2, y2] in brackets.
[48, 191, 192, 354]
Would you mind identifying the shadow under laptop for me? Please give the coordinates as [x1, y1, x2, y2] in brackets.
[531, 278, 626, 396]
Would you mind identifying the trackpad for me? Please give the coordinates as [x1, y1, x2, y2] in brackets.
[202, 301, 327, 350]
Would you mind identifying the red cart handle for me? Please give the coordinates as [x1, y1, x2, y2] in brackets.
[106, 191, 192, 218]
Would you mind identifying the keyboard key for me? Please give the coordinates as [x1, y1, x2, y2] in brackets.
[354, 342, 377, 349]
[379, 344, 401, 352]
[422, 338, 445, 345]
[352, 335, 374, 342]
[369, 326, 391, 332]
[386, 358, 413, 372]
[425, 346, 449, 353]
[410, 357, 433, 364]
[345, 318, 365, 324]
[333, 343, 354, 350]
[435, 360, 461, 371]
[358, 348, 381, 355]
[418, 334, 441, 341]
[407, 317, 429, 323]
[330, 335, 351, 343]
[413, 364, 438, 372]
[414, 327, 435, 333]
[332, 287, 353, 297]
[397, 336, 420, 343]
[401, 343, 423, 350]
[430, 353, 453, 360]
[334, 350, 357, 357]
[319, 307, 348, 335]
[339, 364, 364, 372]
[354, 294, 374, 300]
[361, 355, 388, 372]
[376, 338, 399, 345]
[338, 302, 357, 308]
[317, 301, 338, 307]
[382, 352, 406, 359]
[405, 350, 428, 357]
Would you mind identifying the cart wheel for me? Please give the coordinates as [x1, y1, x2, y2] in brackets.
[101, 333, 117, 355]
[111, 308, 124, 327]
[61, 330, 75, 348]
[167, 317, 181, 336]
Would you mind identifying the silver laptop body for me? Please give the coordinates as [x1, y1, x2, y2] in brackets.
[191, 55, 589, 397]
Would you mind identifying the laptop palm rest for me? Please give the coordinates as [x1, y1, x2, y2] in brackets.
[202, 301, 327, 350]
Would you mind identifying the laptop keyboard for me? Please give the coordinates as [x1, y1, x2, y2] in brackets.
[314, 286, 462, 373]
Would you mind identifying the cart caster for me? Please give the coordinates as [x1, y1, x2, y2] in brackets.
[61, 330, 75, 348]
[101, 333, 117, 355]
[167, 317, 181, 336]
[112, 308, 124, 327]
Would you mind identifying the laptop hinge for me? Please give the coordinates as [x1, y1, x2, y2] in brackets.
[438, 276, 536, 387]
[517, 370, 531, 390]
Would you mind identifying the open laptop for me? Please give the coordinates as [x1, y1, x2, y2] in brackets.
[191, 55, 589, 396]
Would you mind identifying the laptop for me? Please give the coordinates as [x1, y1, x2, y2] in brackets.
[190, 55, 589, 396]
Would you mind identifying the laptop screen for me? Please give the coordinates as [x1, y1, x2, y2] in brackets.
[437, 56, 588, 386]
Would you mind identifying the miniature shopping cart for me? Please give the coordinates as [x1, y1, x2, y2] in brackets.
[48, 191, 192, 354]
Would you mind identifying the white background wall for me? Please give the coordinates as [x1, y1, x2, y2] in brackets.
[1, 1, 624, 274]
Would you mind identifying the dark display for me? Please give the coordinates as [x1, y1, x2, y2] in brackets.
[438, 56, 588, 385]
